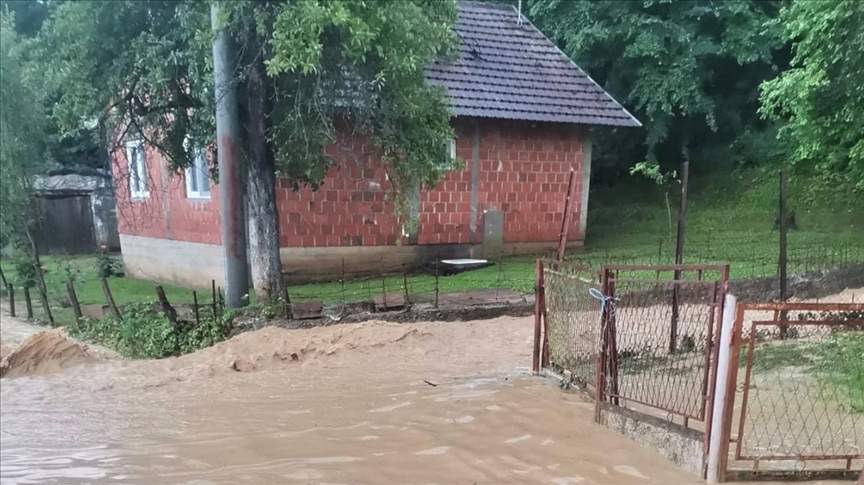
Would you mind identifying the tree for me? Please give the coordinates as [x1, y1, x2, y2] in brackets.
[0, 12, 53, 322]
[1, 12, 44, 254]
[526, 0, 784, 174]
[39, 0, 457, 301]
[760, 0, 864, 192]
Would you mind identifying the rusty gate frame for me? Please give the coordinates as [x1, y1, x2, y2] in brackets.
[535, 261, 731, 458]
[716, 301, 864, 482]
[597, 265, 730, 444]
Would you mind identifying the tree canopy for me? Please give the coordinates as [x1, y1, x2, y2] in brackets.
[527, 0, 784, 174]
[759, 0, 864, 191]
[0, 12, 46, 250]
[40, 0, 457, 196]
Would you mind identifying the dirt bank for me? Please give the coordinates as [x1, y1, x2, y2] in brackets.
[0, 328, 96, 378]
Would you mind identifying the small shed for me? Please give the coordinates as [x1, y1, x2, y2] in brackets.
[33, 170, 120, 254]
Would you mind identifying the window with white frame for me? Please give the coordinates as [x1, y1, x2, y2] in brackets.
[185, 147, 210, 199]
[125, 140, 149, 199]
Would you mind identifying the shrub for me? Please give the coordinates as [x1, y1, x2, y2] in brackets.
[70, 302, 233, 359]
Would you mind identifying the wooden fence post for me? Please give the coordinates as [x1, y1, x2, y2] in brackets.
[7, 284, 15, 317]
[532, 259, 543, 374]
[23, 286, 33, 319]
[671, 156, 690, 354]
[101, 277, 121, 319]
[402, 266, 409, 305]
[434, 261, 440, 308]
[283, 286, 293, 319]
[778, 169, 789, 338]
[211, 280, 218, 319]
[155, 285, 178, 327]
[192, 290, 201, 326]
[66, 279, 82, 324]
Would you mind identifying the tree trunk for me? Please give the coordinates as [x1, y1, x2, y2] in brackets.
[241, 48, 284, 302]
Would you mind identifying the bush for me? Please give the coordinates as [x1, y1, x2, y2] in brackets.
[97, 252, 124, 278]
[70, 302, 233, 359]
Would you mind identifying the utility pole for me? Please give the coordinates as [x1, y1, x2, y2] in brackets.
[211, 2, 249, 308]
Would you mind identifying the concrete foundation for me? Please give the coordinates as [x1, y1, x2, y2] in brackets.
[599, 402, 705, 476]
[120, 234, 585, 288]
[120, 234, 224, 289]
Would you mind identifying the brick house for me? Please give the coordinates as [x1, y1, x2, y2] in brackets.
[112, 1, 639, 288]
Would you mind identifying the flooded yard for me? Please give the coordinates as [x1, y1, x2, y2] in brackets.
[0, 312, 707, 484]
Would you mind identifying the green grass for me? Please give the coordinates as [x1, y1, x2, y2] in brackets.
[1, 254, 197, 326]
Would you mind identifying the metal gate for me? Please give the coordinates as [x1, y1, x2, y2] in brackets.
[537, 261, 729, 437]
[716, 302, 864, 481]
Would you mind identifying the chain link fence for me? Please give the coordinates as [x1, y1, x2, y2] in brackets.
[722, 303, 864, 479]
[543, 261, 600, 390]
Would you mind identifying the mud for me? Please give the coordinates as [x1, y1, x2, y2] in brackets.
[2, 287, 859, 483]
[0, 329, 96, 378]
[0, 315, 707, 484]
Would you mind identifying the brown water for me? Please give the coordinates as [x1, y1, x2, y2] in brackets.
[1, 316, 702, 484]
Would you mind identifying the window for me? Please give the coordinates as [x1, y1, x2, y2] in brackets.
[125, 140, 149, 199]
[185, 147, 210, 199]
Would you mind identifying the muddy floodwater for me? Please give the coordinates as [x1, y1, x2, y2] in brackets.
[1, 314, 705, 484]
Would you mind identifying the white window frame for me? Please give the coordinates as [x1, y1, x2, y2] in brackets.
[185, 147, 211, 199]
[125, 139, 149, 199]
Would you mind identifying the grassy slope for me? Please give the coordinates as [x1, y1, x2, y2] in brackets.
[584, 168, 864, 274]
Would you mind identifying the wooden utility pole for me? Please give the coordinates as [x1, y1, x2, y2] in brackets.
[211, 2, 249, 308]
[670, 153, 690, 354]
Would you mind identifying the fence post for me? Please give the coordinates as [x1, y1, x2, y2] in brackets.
[23, 286, 33, 319]
[532, 259, 543, 375]
[66, 279, 82, 324]
[101, 277, 121, 319]
[540, 261, 549, 368]
[778, 169, 789, 338]
[381, 274, 387, 308]
[434, 261, 440, 308]
[341, 258, 346, 306]
[706, 293, 738, 483]
[211, 280, 218, 319]
[155, 285, 178, 328]
[283, 286, 293, 319]
[595, 267, 610, 422]
[671, 156, 690, 353]
[402, 265, 409, 305]
[7, 283, 15, 317]
[192, 290, 201, 326]
[557, 167, 577, 262]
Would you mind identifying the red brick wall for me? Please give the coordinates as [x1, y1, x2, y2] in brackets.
[113, 117, 585, 249]
[112, 144, 222, 245]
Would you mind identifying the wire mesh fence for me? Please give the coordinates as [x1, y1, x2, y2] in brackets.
[543, 261, 601, 389]
[539, 261, 730, 427]
[722, 303, 864, 479]
[565, 237, 864, 282]
[602, 265, 727, 423]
